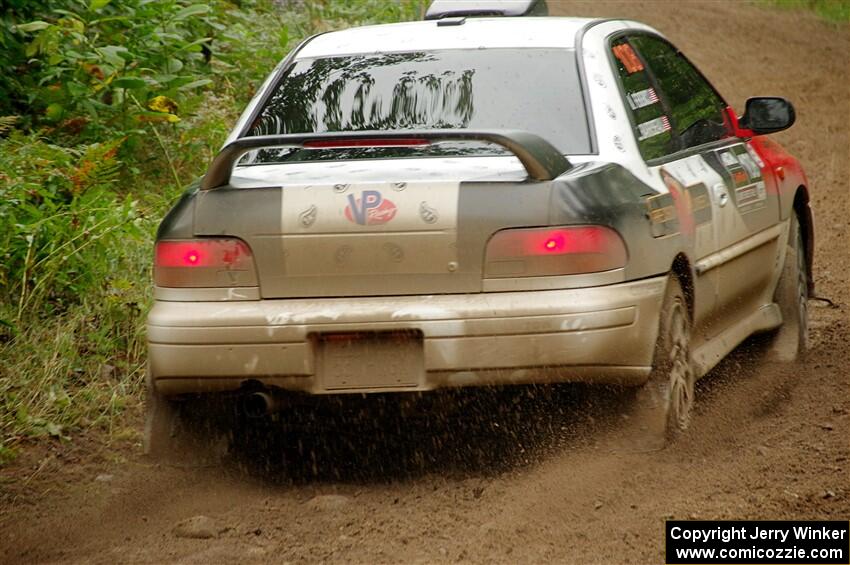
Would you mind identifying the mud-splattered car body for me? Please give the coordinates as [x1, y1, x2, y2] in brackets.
[146, 16, 812, 446]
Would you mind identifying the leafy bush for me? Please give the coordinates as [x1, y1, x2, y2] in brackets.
[0, 131, 144, 321]
[8, 1, 258, 140]
[0, 0, 420, 462]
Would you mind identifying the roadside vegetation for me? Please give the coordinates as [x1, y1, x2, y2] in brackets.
[0, 0, 419, 464]
[762, 0, 850, 22]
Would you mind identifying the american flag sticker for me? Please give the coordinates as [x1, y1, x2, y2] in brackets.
[627, 88, 659, 110]
[637, 115, 671, 140]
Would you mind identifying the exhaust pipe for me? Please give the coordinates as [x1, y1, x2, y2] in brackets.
[242, 391, 277, 418]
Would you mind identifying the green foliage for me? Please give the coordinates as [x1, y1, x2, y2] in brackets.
[0, 1, 55, 120]
[763, 0, 850, 22]
[0, 291, 149, 453]
[306, 0, 423, 28]
[0, 130, 153, 454]
[0, 0, 420, 461]
[0, 131, 145, 321]
[6, 0, 267, 141]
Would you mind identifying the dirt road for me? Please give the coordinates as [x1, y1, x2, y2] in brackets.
[1, 2, 847, 563]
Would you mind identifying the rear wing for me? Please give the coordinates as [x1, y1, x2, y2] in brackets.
[200, 129, 572, 190]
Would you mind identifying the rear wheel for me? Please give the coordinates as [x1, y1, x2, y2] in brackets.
[144, 376, 227, 463]
[766, 214, 809, 362]
[144, 384, 185, 459]
[630, 276, 695, 444]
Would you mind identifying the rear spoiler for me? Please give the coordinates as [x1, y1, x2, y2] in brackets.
[200, 129, 571, 190]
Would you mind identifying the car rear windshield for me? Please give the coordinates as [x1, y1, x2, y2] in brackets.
[243, 48, 591, 163]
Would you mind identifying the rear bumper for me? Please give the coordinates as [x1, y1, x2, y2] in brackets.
[147, 276, 667, 396]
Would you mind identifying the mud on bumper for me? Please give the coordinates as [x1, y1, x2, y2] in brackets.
[147, 276, 667, 396]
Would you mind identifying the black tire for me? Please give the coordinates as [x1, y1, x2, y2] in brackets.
[630, 276, 695, 443]
[144, 375, 227, 463]
[144, 392, 183, 459]
[766, 215, 809, 362]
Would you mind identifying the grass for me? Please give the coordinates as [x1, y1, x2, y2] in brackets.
[762, 0, 850, 22]
[0, 0, 420, 465]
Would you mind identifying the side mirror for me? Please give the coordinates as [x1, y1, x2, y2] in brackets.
[739, 97, 795, 135]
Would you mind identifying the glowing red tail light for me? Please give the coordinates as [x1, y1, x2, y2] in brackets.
[154, 239, 257, 287]
[485, 226, 627, 278]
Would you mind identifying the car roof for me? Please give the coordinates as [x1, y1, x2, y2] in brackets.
[296, 17, 600, 59]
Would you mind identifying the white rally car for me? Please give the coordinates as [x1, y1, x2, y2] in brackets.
[145, 9, 813, 453]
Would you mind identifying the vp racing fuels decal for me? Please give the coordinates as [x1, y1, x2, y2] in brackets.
[344, 190, 398, 226]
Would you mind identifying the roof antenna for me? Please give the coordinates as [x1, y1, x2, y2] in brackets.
[437, 16, 466, 26]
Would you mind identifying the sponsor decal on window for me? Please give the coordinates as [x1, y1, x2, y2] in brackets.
[626, 87, 659, 110]
[612, 43, 644, 73]
[637, 115, 671, 140]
